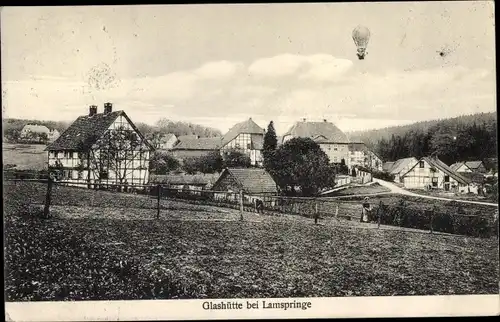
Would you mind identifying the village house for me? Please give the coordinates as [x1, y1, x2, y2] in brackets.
[220, 118, 265, 167]
[347, 142, 383, 171]
[385, 157, 419, 183]
[157, 133, 178, 150]
[45, 103, 154, 188]
[400, 156, 471, 193]
[211, 168, 279, 205]
[282, 119, 351, 166]
[450, 161, 487, 174]
[20, 124, 60, 143]
[170, 137, 222, 162]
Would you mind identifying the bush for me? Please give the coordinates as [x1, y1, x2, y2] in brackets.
[374, 201, 496, 238]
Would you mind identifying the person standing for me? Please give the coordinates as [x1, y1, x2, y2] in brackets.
[361, 197, 371, 223]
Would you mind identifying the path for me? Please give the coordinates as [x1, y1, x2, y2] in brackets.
[372, 178, 498, 207]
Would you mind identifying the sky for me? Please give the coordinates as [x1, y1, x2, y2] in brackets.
[1, 2, 496, 135]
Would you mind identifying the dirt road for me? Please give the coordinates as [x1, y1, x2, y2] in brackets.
[372, 178, 498, 207]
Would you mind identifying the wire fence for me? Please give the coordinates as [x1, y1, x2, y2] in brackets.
[4, 178, 499, 238]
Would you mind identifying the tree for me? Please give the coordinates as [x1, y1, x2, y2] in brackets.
[89, 125, 148, 186]
[267, 137, 336, 196]
[150, 151, 180, 174]
[222, 149, 251, 168]
[180, 151, 223, 174]
[263, 121, 278, 172]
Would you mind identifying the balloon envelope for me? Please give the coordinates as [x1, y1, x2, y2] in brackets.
[352, 25, 371, 49]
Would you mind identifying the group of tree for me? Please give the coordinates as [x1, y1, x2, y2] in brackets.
[149, 149, 252, 175]
[3, 118, 69, 143]
[375, 117, 497, 166]
[263, 121, 336, 196]
[136, 118, 222, 147]
[347, 112, 496, 151]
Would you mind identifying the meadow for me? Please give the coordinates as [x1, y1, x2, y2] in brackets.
[2, 143, 47, 170]
[4, 181, 499, 301]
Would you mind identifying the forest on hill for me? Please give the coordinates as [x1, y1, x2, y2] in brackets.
[348, 112, 497, 165]
[3, 117, 222, 143]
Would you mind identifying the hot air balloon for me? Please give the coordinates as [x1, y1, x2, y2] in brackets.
[352, 25, 371, 60]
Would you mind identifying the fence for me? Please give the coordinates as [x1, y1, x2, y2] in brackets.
[4, 178, 499, 238]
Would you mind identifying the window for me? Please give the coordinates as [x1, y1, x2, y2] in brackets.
[77, 171, 83, 179]
[419, 161, 425, 168]
[444, 175, 450, 183]
[73, 152, 78, 159]
[72, 170, 79, 180]
[100, 170, 109, 179]
[432, 177, 438, 187]
[247, 143, 252, 149]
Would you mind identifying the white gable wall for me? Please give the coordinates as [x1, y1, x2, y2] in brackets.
[402, 159, 464, 191]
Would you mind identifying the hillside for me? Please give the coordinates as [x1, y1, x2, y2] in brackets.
[347, 112, 497, 148]
[3, 117, 222, 143]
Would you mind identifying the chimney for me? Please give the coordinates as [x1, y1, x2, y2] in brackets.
[104, 102, 113, 114]
[89, 105, 97, 116]
[302, 118, 306, 122]
[323, 119, 327, 122]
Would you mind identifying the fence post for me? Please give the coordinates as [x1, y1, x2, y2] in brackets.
[430, 208, 435, 234]
[377, 200, 383, 229]
[314, 200, 319, 224]
[43, 177, 53, 219]
[239, 190, 244, 221]
[335, 203, 339, 221]
[157, 184, 161, 219]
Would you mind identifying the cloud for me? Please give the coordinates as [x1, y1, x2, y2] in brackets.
[247, 53, 354, 81]
[193, 60, 244, 79]
[2, 57, 495, 133]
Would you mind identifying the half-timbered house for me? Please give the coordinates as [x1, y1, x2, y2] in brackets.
[45, 103, 154, 188]
[400, 156, 471, 192]
[220, 118, 265, 167]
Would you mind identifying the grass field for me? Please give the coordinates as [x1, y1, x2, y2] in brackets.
[4, 181, 499, 301]
[2, 143, 47, 170]
[325, 183, 392, 196]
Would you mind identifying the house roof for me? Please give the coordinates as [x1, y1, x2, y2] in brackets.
[215, 168, 278, 194]
[172, 137, 222, 150]
[348, 142, 367, 152]
[465, 161, 484, 169]
[389, 157, 418, 175]
[45, 110, 153, 151]
[221, 118, 265, 147]
[178, 134, 199, 141]
[282, 120, 349, 144]
[149, 173, 217, 186]
[403, 156, 470, 185]
[22, 124, 51, 133]
[382, 161, 395, 172]
[449, 162, 467, 172]
[460, 172, 486, 184]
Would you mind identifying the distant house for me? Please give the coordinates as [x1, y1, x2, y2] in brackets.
[282, 119, 350, 166]
[212, 168, 279, 203]
[177, 134, 200, 141]
[459, 172, 486, 194]
[150, 173, 218, 195]
[347, 142, 383, 171]
[45, 103, 154, 188]
[171, 137, 222, 162]
[158, 133, 178, 150]
[220, 118, 265, 167]
[400, 156, 471, 193]
[20, 124, 60, 143]
[386, 157, 419, 183]
[449, 161, 487, 174]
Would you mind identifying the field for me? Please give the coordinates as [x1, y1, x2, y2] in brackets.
[2, 143, 47, 170]
[324, 183, 391, 196]
[4, 181, 499, 301]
